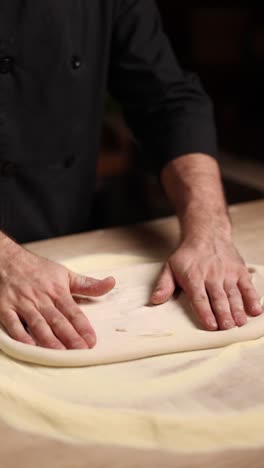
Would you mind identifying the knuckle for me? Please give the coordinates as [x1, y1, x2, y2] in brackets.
[243, 286, 256, 296]
[210, 291, 226, 302]
[28, 316, 45, 331]
[7, 319, 20, 332]
[66, 303, 85, 321]
[231, 305, 245, 315]
[51, 284, 68, 301]
[187, 282, 203, 296]
[50, 315, 65, 328]
[212, 301, 228, 314]
[184, 270, 199, 284]
[77, 325, 91, 336]
[233, 310, 245, 318]
[67, 309, 80, 322]
[218, 313, 230, 323]
[81, 276, 90, 287]
[79, 276, 92, 289]
[207, 282, 224, 300]
[226, 287, 239, 299]
[7, 324, 22, 340]
[191, 293, 208, 304]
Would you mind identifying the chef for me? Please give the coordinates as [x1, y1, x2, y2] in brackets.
[0, 1, 262, 350]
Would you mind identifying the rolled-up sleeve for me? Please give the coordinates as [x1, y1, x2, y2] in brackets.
[109, 0, 218, 173]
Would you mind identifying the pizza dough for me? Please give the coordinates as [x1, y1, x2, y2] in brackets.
[1, 255, 264, 453]
[0, 255, 263, 367]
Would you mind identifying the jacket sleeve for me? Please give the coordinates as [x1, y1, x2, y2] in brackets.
[109, 0, 218, 174]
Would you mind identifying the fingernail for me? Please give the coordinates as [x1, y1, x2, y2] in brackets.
[151, 290, 161, 300]
[223, 320, 235, 329]
[84, 334, 96, 348]
[105, 276, 115, 282]
[236, 316, 247, 327]
[206, 319, 218, 330]
[151, 290, 164, 305]
[252, 303, 263, 315]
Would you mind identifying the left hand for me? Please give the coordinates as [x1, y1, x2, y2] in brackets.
[150, 237, 263, 331]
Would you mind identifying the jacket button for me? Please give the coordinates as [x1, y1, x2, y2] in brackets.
[0, 56, 14, 74]
[72, 56, 81, 70]
[0, 161, 17, 177]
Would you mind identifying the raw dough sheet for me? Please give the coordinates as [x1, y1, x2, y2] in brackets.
[0, 256, 263, 367]
[0, 254, 264, 453]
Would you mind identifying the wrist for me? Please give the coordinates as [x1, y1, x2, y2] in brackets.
[180, 205, 232, 244]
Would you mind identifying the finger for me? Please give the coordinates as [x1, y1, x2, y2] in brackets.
[206, 282, 235, 330]
[224, 281, 247, 327]
[0, 308, 36, 345]
[69, 273, 115, 297]
[183, 281, 218, 331]
[21, 306, 66, 350]
[40, 302, 90, 350]
[150, 263, 176, 305]
[55, 296, 96, 348]
[238, 276, 263, 316]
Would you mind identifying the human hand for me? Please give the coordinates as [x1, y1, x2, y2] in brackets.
[0, 238, 115, 349]
[150, 237, 263, 331]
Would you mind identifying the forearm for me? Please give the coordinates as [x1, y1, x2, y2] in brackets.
[161, 153, 231, 243]
[152, 152, 262, 327]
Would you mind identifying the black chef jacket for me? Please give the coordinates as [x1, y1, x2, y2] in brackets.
[0, 0, 218, 243]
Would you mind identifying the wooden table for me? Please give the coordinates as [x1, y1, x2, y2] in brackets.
[25, 199, 264, 265]
[1, 199, 264, 468]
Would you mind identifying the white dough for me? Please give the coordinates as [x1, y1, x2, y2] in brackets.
[0, 255, 263, 367]
[1, 255, 264, 453]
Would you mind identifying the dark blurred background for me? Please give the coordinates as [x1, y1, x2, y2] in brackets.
[91, 6, 264, 230]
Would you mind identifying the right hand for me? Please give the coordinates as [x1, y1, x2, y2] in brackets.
[0, 237, 115, 349]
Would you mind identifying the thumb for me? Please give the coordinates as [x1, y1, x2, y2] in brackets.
[69, 273, 116, 296]
[150, 263, 176, 305]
